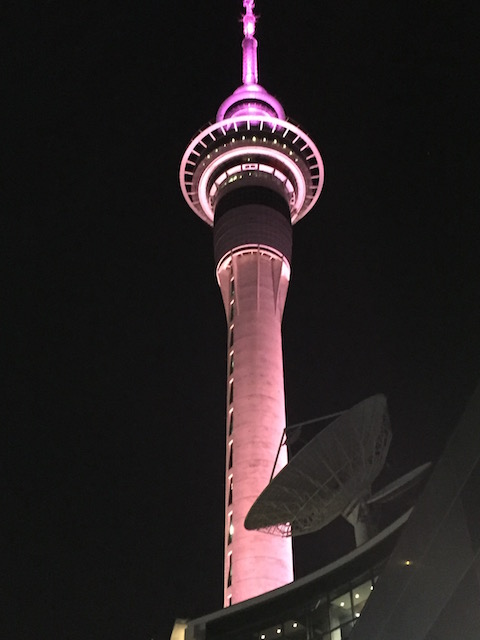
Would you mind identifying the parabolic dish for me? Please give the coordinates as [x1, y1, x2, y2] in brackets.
[366, 461, 432, 506]
[245, 394, 392, 537]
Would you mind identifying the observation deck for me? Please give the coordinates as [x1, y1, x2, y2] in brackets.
[180, 114, 324, 227]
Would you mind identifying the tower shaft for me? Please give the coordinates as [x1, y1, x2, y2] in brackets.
[217, 246, 293, 605]
[215, 188, 295, 605]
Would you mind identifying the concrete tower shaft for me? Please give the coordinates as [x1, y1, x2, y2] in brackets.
[179, 0, 324, 607]
[217, 245, 293, 605]
[214, 181, 294, 605]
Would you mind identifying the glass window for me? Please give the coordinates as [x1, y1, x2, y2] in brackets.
[310, 597, 330, 635]
[227, 554, 232, 587]
[229, 328, 234, 347]
[329, 590, 353, 632]
[230, 302, 235, 321]
[351, 579, 374, 619]
[228, 412, 233, 435]
[229, 381, 234, 404]
[230, 279, 235, 298]
[228, 513, 234, 544]
[333, 621, 354, 639]
[228, 477, 233, 505]
[228, 444, 233, 469]
[229, 354, 234, 374]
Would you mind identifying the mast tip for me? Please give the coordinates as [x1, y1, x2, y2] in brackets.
[243, 0, 256, 38]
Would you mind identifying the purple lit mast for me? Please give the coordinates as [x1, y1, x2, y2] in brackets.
[180, 1, 324, 606]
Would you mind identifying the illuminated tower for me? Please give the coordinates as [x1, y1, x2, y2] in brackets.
[180, 1, 324, 607]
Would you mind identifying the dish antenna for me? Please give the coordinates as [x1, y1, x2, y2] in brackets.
[245, 394, 392, 538]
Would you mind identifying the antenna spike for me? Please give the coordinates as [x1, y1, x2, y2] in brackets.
[243, 0, 256, 37]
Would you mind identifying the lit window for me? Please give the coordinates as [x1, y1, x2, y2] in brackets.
[228, 513, 234, 544]
[351, 579, 373, 619]
[329, 590, 353, 628]
[227, 554, 232, 587]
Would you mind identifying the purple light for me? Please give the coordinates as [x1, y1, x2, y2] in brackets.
[243, 15, 255, 38]
[216, 84, 285, 121]
[243, 0, 256, 37]
[242, 37, 258, 85]
[180, 114, 324, 227]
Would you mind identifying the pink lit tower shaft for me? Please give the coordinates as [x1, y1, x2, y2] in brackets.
[180, 1, 324, 606]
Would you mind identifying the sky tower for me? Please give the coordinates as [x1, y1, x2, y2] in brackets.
[180, 1, 324, 607]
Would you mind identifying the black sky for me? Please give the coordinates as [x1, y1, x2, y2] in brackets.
[4, 1, 480, 639]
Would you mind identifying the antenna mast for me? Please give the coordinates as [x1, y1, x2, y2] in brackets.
[242, 0, 258, 84]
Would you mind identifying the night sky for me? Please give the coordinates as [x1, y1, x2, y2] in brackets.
[5, 1, 480, 639]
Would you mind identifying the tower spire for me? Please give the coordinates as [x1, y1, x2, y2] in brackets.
[242, 0, 258, 85]
[216, 0, 285, 121]
[242, 0, 256, 38]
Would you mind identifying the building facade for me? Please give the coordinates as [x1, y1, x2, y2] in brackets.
[183, 515, 407, 640]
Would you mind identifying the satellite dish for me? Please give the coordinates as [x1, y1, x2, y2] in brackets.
[367, 461, 432, 506]
[245, 394, 392, 537]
